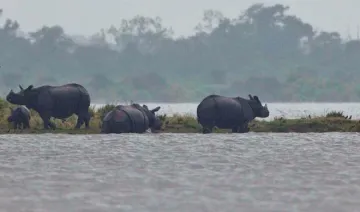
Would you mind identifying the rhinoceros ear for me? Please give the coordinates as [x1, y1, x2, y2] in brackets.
[19, 85, 24, 91]
[151, 106, 161, 113]
[26, 85, 33, 91]
[142, 105, 149, 110]
[248, 94, 253, 100]
[253, 96, 260, 102]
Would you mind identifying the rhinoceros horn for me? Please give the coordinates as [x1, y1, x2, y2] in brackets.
[151, 106, 161, 113]
[26, 85, 33, 91]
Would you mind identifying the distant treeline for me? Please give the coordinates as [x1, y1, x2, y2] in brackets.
[0, 4, 360, 103]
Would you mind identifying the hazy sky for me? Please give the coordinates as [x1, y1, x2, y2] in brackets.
[0, 0, 359, 38]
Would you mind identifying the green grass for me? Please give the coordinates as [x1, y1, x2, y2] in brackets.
[161, 111, 360, 133]
[0, 98, 359, 134]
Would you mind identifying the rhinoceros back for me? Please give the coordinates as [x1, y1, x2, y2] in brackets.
[197, 95, 244, 128]
[19, 106, 31, 120]
[102, 105, 149, 133]
[102, 109, 132, 133]
[35, 84, 90, 118]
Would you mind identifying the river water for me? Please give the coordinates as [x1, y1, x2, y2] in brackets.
[1, 103, 360, 212]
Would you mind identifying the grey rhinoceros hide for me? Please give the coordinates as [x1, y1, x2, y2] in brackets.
[236, 97, 254, 122]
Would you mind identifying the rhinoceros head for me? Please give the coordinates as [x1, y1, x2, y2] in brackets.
[142, 104, 162, 132]
[6, 85, 34, 105]
[248, 94, 269, 118]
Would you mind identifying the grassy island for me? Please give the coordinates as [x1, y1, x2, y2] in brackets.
[0, 99, 358, 134]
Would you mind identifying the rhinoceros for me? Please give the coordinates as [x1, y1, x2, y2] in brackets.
[101, 103, 162, 134]
[6, 83, 91, 130]
[196, 94, 269, 133]
[7, 106, 31, 129]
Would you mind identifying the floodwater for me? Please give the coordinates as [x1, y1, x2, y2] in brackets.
[1, 133, 360, 212]
[1, 102, 360, 212]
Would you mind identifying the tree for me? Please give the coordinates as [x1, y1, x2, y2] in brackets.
[0, 4, 359, 102]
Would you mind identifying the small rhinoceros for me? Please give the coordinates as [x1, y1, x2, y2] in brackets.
[7, 106, 31, 129]
[197, 94, 269, 133]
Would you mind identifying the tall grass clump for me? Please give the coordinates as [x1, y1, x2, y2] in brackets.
[325, 110, 352, 119]
[96, 104, 117, 120]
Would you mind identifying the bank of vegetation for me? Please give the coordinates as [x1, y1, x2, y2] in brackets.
[1, 4, 360, 102]
[0, 99, 359, 134]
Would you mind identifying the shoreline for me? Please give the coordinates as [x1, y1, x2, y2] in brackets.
[1, 100, 359, 134]
[1, 115, 359, 134]
[89, 102, 360, 122]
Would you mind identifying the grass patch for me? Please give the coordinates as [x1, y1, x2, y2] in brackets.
[0, 98, 359, 134]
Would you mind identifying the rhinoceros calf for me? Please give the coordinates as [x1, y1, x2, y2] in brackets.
[196, 94, 269, 133]
[6, 83, 91, 130]
[7, 106, 31, 129]
[101, 103, 162, 134]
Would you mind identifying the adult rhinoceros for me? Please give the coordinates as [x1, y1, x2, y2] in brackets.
[196, 94, 269, 133]
[6, 83, 91, 130]
[101, 103, 162, 134]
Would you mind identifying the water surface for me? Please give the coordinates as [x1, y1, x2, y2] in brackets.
[1, 133, 360, 212]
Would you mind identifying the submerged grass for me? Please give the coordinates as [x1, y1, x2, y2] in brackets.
[0, 98, 359, 134]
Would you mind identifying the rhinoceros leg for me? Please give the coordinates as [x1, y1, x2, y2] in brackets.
[83, 112, 90, 128]
[202, 125, 213, 134]
[237, 127, 250, 133]
[244, 125, 250, 133]
[74, 118, 83, 129]
[243, 121, 250, 133]
[231, 126, 239, 133]
[23, 119, 30, 129]
[19, 122, 24, 130]
[231, 123, 250, 133]
[75, 111, 90, 129]
[12, 122, 18, 129]
[236, 123, 250, 133]
[39, 112, 56, 130]
[49, 121, 56, 130]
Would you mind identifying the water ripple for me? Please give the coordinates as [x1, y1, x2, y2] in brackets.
[0, 133, 360, 211]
